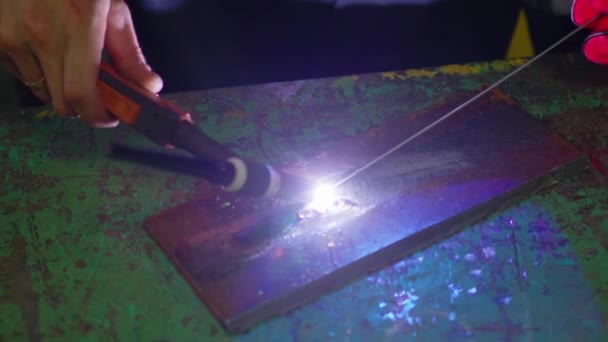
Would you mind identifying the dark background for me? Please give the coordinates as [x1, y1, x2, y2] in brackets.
[127, 0, 584, 92]
[13, 0, 585, 105]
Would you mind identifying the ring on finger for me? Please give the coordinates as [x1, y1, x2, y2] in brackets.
[22, 76, 45, 89]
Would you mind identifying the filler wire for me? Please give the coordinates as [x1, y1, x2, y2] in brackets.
[332, 15, 601, 189]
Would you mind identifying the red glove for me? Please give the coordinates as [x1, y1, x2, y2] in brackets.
[573, 0, 608, 63]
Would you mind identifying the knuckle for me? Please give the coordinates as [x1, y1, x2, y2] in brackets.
[23, 4, 49, 45]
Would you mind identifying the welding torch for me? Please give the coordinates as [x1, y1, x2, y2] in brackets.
[97, 63, 312, 200]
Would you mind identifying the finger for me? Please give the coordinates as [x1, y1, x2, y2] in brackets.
[0, 7, 21, 78]
[572, 0, 608, 31]
[105, 1, 163, 94]
[34, 45, 72, 117]
[8, 50, 49, 102]
[29, 60, 71, 118]
[64, 0, 118, 128]
[583, 31, 608, 64]
[590, 0, 608, 13]
[21, 0, 72, 117]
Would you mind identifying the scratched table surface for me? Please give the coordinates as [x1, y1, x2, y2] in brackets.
[2, 54, 608, 340]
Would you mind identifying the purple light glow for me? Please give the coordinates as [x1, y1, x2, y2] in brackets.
[141, 0, 186, 12]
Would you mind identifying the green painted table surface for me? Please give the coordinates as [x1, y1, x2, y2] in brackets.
[2, 54, 608, 341]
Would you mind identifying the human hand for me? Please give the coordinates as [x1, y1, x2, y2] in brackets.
[572, 0, 608, 64]
[0, 0, 163, 127]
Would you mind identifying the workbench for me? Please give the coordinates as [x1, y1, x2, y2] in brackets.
[1, 54, 607, 340]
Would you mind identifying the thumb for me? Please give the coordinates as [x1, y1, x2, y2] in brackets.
[105, 1, 163, 93]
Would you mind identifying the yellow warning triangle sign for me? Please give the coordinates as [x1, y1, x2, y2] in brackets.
[506, 9, 536, 59]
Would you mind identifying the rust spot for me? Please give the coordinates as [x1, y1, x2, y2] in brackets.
[49, 324, 66, 338]
[0, 224, 41, 341]
[97, 213, 111, 224]
[104, 228, 124, 240]
[111, 220, 126, 227]
[55, 190, 66, 202]
[144, 242, 159, 263]
[104, 305, 119, 340]
[79, 322, 94, 334]
[80, 281, 97, 311]
[74, 259, 87, 269]
[182, 314, 194, 327]
[490, 88, 517, 105]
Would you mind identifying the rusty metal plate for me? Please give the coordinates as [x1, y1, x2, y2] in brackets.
[144, 97, 588, 333]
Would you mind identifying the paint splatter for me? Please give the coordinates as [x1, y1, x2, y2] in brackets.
[482, 247, 496, 258]
[382, 290, 419, 325]
[448, 284, 462, 302]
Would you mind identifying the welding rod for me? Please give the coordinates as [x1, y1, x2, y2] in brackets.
[331, 14, 602, 189]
